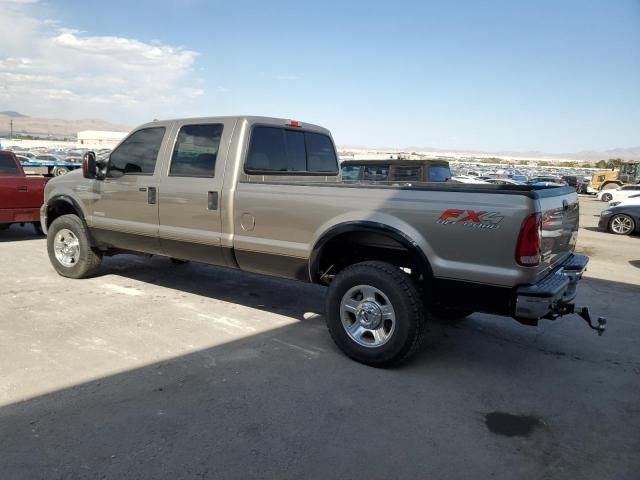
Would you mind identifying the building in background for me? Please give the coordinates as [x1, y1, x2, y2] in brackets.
[77, 130, 128, 146]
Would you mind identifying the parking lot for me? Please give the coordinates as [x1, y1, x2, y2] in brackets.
[0, 196, 638, 479]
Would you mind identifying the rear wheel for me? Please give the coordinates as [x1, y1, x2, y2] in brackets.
[326, 261, 426, 367]
[47, 214, 102, 278]
[609, 214, 635, 235]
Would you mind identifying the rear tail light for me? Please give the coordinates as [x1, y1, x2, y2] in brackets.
[516, 213, 542, 266]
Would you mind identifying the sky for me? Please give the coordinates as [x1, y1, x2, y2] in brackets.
[0, 0, 638, 152]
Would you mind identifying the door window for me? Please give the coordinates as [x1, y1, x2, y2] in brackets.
[109, 127, 165, 177]
[170, 124, 224, 177]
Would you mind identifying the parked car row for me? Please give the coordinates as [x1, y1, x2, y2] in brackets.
[2, 145, 113, 173]
[595, 184, 640, 203]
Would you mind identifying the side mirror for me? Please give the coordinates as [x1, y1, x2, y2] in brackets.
[82, 151, 96, 179]
[96, 156, 109, 179]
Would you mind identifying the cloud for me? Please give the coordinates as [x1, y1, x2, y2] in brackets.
[0, 2, 203, 124]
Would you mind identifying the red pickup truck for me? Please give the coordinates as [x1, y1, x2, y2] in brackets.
[0, 150, 47, 234]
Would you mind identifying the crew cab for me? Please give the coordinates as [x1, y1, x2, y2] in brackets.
[41, 116, 604, 366]
[0, 150, 47, 234]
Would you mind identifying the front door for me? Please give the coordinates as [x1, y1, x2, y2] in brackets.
[89, 125, 169, 254]
[157, 120, 234, 265]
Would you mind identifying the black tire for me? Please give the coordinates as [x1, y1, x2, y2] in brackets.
[32, 222, 45, 236]
[47, 214, 102, 278]
[608, 214, 635, 236]
[52, 166, 70, 177]
[431, 307, 474, 322]
[601, 193, 612, 202]
[170, 258, 189, 264]
[326, 261, 426, 367]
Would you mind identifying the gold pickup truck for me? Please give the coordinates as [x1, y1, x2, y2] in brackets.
[41, 116, 604, 366]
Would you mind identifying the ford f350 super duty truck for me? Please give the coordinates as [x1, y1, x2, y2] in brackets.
[40, 116, 605, 366]
[0, 150, 47, 234]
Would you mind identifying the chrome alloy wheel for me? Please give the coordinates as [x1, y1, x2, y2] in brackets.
[340, 284, 396, 347]
[53, 228, 80, 267]
[610, 215, 633, 234]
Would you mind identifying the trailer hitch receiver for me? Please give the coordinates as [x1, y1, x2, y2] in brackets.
[574, 306, 607, 336]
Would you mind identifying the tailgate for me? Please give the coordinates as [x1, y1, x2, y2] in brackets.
[537, 187, 579, 272]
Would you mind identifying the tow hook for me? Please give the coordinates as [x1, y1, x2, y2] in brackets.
[574, 306, 607, 336]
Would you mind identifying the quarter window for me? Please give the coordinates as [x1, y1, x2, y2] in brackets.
[109, 127, 165, 177]
[245, 126, 338, 174]
[170, 124, 224, 177]
[0, 153, 19, 174]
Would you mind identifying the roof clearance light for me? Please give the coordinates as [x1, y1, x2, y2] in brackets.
[287, 120, 302, 128]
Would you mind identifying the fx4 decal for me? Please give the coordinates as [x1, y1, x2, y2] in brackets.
[437, 209, 504, 230]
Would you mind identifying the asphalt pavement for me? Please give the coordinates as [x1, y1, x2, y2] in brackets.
[0, 196, 638, 480]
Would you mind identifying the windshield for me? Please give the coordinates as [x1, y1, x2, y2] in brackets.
[429, 166, 452, 182]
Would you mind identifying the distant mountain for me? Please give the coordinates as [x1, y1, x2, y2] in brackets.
[0, 110, 29, 118]
[0, 113, 131, 137]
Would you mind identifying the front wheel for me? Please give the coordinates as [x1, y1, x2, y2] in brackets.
[52, 166, 70, 177]
[326, 261, 426, 367]
[47, 214, 102, 278]
[609, 214, 635, 235]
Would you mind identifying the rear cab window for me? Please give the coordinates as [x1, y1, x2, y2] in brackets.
[0, 153, 20, 175]
[245, 126, 338, 174]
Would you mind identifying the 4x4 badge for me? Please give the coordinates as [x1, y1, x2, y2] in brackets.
[437, 209, 504, 229]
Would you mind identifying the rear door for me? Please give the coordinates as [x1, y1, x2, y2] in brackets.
[157, 119, 235, 265]
[89, 125, 169, 254]
[0, 152, 44, 210]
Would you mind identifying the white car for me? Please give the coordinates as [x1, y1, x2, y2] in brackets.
[450, 176, 491, 184]
[610, 193, 640, 207]
[597, 185, 640, 202]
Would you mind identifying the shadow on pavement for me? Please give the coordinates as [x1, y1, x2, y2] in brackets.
[101, 254, 327, 321]
[1, 263, 639, 479]
[0, 224, 44, 243]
